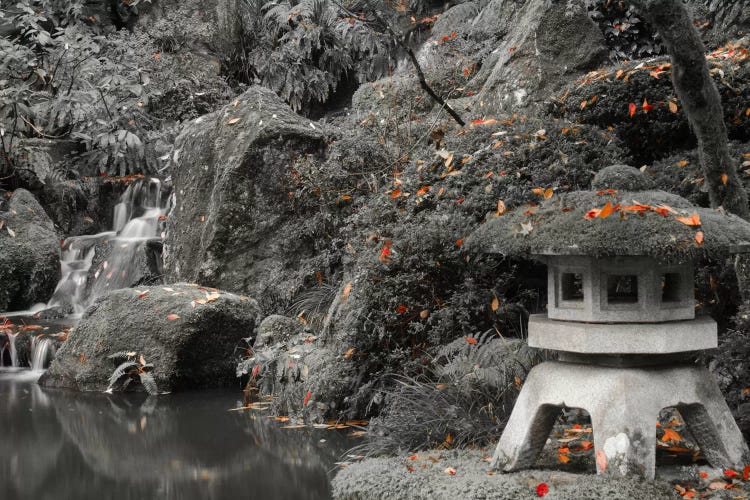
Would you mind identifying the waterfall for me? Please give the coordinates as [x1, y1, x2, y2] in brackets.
[30, 337, 55, 371]
[8, 332, 18, 367]
[45, 178, 168, 317]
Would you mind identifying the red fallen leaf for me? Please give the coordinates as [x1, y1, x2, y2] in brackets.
[695, 231, 704, 245]
[137, 291, 149, 298]
[389, 189, 402, 199]
[725, 469, 739, 478]
[584, 209, 601, 219]
[396, 305, 408, 314]
[580, 440, 594, 451]
[455, 198, 465, 204]
[379, 240, 393, 262]
[558, 447, 570, 454]
[409, 454, 418, 460]
[676, 213, 701, 227]
[599, 201, 614, 218]
[642, 98, 655, 113]
[536, 483, 549, 497]
[700, 472, 709, 479]
[444, 467, 456, 475]
[508, 46, 516, 52]
[558, 454, 571, 463]
[465, 337, 478, 345]
[629, 102, 637, 118]
[743, 464, 750, 481]
[596, 189, 618, 196]
[561, 207, 574, 212]
[406, 465, 414, 472]
[416, 185, 431, 196]
[721, 173, 729, 185]
[303, 390, 312, 406]
[252, 365, 260, 378]
[158, 215, 168, 221]
[455, 238, 464, 247]
[166, 314, 180, 321]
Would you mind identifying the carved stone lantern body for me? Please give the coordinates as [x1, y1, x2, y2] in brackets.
[467, 166, 750, 479]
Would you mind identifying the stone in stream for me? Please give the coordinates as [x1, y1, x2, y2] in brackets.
[0, 189, 60, 311]
[39, 283, 260, 392]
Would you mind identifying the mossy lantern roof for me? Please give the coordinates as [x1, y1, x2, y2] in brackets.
[467, 165, 750, 261]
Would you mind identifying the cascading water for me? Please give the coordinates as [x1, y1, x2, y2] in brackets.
[30, 336, 55, 371]
[7, 332, 18, 367]
[46, 178, 168, 317]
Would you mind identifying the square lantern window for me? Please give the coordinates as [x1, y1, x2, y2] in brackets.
[561, 272, 584, 302]
[661, 273, 681, 304]
[606, 275, 639, 304]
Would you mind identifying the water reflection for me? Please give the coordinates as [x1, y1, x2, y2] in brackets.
[0, 370, 346, 500]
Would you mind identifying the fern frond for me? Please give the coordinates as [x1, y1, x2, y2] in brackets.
[139, 373, 159, 395]
[107, 360, 138, 390]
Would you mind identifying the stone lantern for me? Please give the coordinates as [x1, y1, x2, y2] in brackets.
[468, 165, 750, 478]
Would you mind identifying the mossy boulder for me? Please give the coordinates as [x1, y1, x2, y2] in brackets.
[0, 189, 60, 311]
[39, 283, 260, 392]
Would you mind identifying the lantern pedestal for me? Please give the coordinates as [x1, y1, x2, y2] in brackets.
[492, 360, 749, 479]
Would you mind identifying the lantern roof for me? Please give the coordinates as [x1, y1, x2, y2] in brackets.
[467, 165, 750, 260]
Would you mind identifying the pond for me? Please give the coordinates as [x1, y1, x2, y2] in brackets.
[0, 369, 353, 500]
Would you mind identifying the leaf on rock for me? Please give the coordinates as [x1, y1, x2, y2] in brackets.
[166, 314, 180, 321]
[675, 213, 701, 227]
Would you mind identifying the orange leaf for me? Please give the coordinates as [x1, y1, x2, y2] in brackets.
[558, 454, 570, 464]
[465, 337, 478, 345]
[675, 213, 701, 227]
[166, 314, 180, 321]
[379, 241, 392, 262]
[341, 195, 352, 200]
[661, 428, 682, 443]
[416, 185, 431, 196]
[491, 293, 500, 312]
[409, 454, 418, 460]
[742, 464, 750, 481]
[496, 200, 506, 216]
[444, 467, 456, 475]
[252, 365, 260, 378]
[445, 433, 452, 444]
[677, 160, 688, 167]
[544, 188, 554, 199]
[629, 102, 637, 118]
[79, 353, 86, 364]
[470, 118, 498, 126]
[396, 305, 408, 314]
[580, 440, 594, 451]
[669, 101, 678, 113]
[344, 348, 356, 359]
[303, 390, 312, 406]
[599, 201, 614, 219]
[725, 469, 739, 478]
[137, 291, 149, 298]
[596, 449, 607, 472]
[389, 189, 402, 199]
[455, 238, 464, 247]
[695, 231, 704, 245]
[721, 173, 729, 185]
[642, 98, 655, 113]
[420, 310, 429, 319]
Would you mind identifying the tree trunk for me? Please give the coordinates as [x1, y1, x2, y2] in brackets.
[630, 0, 749, 220]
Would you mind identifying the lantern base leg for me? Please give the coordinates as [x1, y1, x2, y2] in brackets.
[491, 361, 749, 479]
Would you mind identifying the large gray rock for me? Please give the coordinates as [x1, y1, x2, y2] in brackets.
[163, 86, 328, 309]
[469, 0, 608, 113]
[0, 189, 60, 311]
[39, 283, 260, 392]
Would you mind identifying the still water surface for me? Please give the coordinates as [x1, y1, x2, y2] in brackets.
[0, 369, 350, 500]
